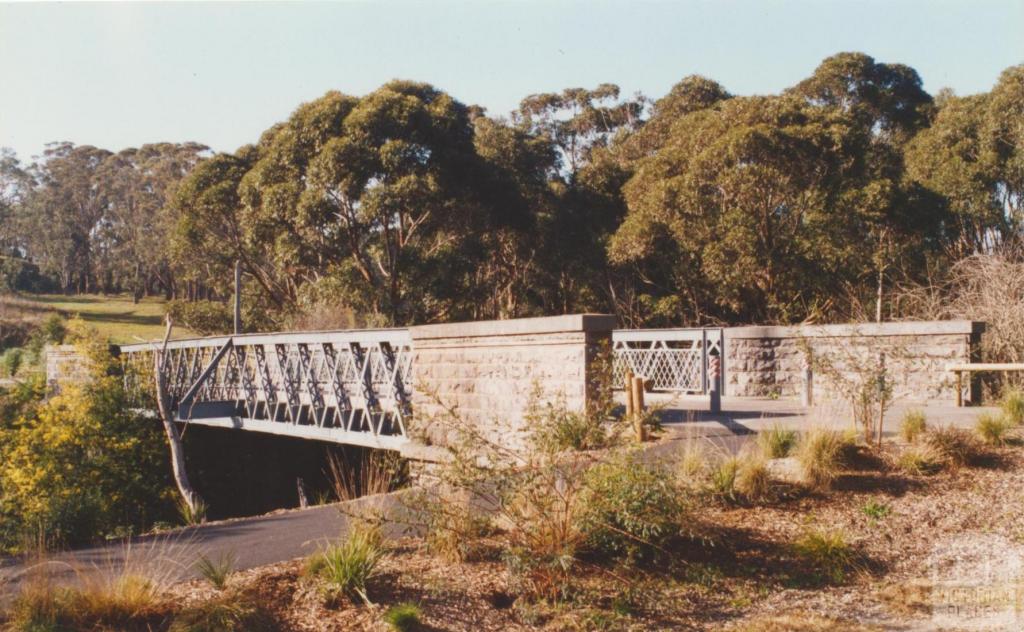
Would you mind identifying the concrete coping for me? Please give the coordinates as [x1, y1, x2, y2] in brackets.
[726, 320, 985, 340]
[410, 313, 617, 340]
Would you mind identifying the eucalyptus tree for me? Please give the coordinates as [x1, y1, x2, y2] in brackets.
[610, 95, 866, 324]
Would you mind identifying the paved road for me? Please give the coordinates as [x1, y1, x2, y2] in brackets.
[0, 397, 995, 599]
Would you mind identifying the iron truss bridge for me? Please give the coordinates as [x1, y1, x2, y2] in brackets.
[120, 330, 413, 450]
[611, 328, 724, 394]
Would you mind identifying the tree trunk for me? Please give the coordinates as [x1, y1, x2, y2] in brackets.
[154, 317, 204, 519]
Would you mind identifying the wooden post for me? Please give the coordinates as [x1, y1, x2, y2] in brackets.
[631, 375, 646, 442]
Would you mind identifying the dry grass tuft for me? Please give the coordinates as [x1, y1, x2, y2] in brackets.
[899, 409, 927, 443]
[795, 427, 847, 491]
[975, 412, 1014, 446]
[758, 425, 798, 458]
[925, 425, 982, 468]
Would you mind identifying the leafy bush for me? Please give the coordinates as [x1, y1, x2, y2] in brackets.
[166, 300, 232, 336]
[529, 396, 612, 452]
[899, 409, 927, 443]
[579, 455, 685, 563]
[383, 602, 423, 631]
[925, 426, 981, 468]
[795, 428, 846, 491]
[792, 528, 859, 585]
[307, 523, 385, 605]
[1, 347, 23, 377]
[424, 500, 493, 563]
[897, 445, 944, 476]
[0, 330, 174, 552]
[1002, 389, 1024, 425]
[975, 413, 1014, 446]
[758, 425, 797, 458]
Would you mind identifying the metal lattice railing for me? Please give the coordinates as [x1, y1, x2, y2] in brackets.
[611, 328, 724, 394]
[120, 330, 413, 450]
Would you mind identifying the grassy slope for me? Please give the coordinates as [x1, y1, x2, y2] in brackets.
[1, 293, 197, 344]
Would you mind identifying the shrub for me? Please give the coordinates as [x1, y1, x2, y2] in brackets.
[195, 551, 236, 590]
[897, 445, 944, 476]
[758, 425, 798, 458]
[975, 413, 1014, 446]
[307, 523, 385, 605]
[579, 455, 685, 563]
[39, 314, 67, 345]
[1002, 389, 1024, 425]
[899, 409, 927, 443]
[926, 426, 981, 468]
[383, 602, 423, 631]
[2, 347, 23, 377]
[795, 428, 845, 491]
[792, 528, 858, 585]
[424, 503, 493, 563]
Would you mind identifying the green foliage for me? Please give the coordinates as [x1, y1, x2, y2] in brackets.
[758, 425, 798, 458]
[1002, 389, 1024, 425]
[795, 428, 846, 491]
[975, 413, 1013, 446]
[383, 603, 423, 632]
[307, 523, 385, 605]
[195, 551, 236, 590]
[579, 455, 685, 563]
[0, 331, 174, 552]
[1, 347, 23, 377]
[792, 528, 859, 585]
[530, 399, 610, 453]
[900, 409, 927, 443]
[860, 500, 891, 520]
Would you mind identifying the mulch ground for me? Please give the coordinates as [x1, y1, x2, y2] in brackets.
[166, 438, 1024, 631]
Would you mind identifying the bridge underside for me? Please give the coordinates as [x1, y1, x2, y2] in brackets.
[178, 401, 410, 451]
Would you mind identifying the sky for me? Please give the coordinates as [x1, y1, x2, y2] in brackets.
[1, 0, 1022, 162]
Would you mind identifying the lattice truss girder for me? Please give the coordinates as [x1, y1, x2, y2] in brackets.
[123, 334, 413, 443]
[611, 329, 723, 394]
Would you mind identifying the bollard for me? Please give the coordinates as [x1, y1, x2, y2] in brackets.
[802, 362, 814, 407]
[631, 375, 647, 442]
[625, 370, 635, 418]
[708, 352, 721, 414]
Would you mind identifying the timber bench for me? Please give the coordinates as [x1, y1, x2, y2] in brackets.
[947, 363, 1024, 406]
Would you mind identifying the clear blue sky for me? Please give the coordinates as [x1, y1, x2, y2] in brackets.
[1, 1, 1022, 161]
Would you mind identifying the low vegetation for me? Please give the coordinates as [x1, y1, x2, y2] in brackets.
[306, 523, 386, 606]
[791, 528, 860, 585]
[975, 412, 1014, 446]
[383, 602, 423, 632]
[758, 425, 798, 458]
[795, 427, 847, 491]
[899, 409, 927, 443]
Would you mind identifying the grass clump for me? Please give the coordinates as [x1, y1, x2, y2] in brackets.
[580, 455, 685, 563]
[899, 410, 927, 443]
[1002, 389, 1024, 425]
[975, 413, 1014, 446]
[705, 449, 773, 504]
[925, 426, 981, 468]
[170, 594, 276, 632]
[758, 425, 798, 458]
[383, 602, 423, 631]
[677, 439, 710, 491]
[195, 550, 236, 590]
[307, 522, 385, 605]
[792, 528, 859, 585]
[795, 428, 846, 491]
[425, 505, 493, 563]
[897, 445, 944, 476]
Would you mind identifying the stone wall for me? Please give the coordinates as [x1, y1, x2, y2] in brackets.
[724, 321, 985, 403]
[44, 344, 90, 391]
[408, 314, 615, 452]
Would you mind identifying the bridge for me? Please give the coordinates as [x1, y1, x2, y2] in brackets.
[113, 316, 981, 453]
[118, 323, 724, 451]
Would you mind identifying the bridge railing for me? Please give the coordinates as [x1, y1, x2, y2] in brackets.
[119, 329, 413, 450]
[611, 328, 724, 394]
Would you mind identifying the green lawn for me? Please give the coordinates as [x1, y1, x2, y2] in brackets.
[1, 293, 197, 344]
